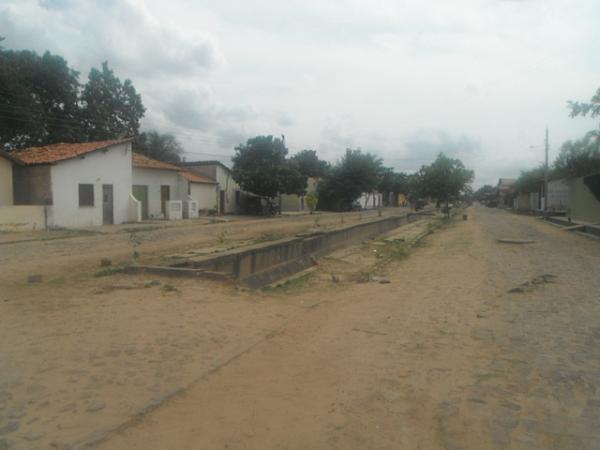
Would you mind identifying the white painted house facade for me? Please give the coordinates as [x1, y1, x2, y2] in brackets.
[181, 161, 242, 214]
[11, 139, 135, 228]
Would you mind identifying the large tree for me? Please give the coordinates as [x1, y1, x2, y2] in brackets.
[134, 131, 184, 163]
[80, 61, 145, 141]
[318, 149, 383, 211]
[473, 184, 497, 201]
[553, 130, 600, 179]
[232, 135, 306, 199]
[568, 87, 600, 122]
[418, 153, 474, 208]
[289, 149, 329, 178]
[378, 167, 408, 206]
[0, 48, 82, 149]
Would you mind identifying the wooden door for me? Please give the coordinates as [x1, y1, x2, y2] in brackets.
[219, 190, 225, 214]
[102, 184, 114, 225]
[161, 185, 170, 217]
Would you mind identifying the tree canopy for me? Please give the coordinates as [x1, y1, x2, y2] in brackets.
[318, 149, 383, 211]
[134, 131, 184, 163]
[0, 49, 82, 149]
[568, 87, 600, 120]
[415, 153, 474, 205]
[473, 184, 496, 201]
[553, 130, 600, 179]
[232, 135, 306, 198]
[289, 149, 329, 178]
[0, 47, 146, 150]
[81, 61, 145, 141]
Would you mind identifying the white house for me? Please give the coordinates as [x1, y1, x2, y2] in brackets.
[0, 150, 18, 206]
[12, 139, 135, 228]
[181, 161, 243, 214]
[180, 170, 218, 212]
[132, 153, 187, 219]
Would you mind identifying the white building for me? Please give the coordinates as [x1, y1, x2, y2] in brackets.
[278, 177, 319, 213]
[358, 191, 384, 209]
[180, 170, 218, 213]
[181, 161, 243, 214]
[0, 150, 18, 206]
[11, 139, 135, 228]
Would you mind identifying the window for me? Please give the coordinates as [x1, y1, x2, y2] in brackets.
[79, 184, 94, 207]
[235, 190, 240, 205]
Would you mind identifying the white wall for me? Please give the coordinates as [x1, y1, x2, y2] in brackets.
[132, 167, 183, 218]
[358, 191, 383, 209]
[190, 182, 217, 211]
[214, 165, 240, 214]
[0, 205, 49, 231]
[0, 157, 13, 206]
[50, 142, 132, 228]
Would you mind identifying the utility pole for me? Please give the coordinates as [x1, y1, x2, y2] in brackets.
[544, 127, 549, 214]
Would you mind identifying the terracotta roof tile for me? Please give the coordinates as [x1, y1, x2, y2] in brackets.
[15, 139, 132, 165]
[132, 152, 181, 171]
[181, 170, 217, 184]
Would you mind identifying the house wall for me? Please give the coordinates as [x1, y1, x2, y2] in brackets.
[569, 176, 600, 224]
[50, 142, 132, 227]
[132, 167, 183, 218]
[0, 205, 50, 231]
[13, 165, 52, 205]
[279, 194, 305, 212]
[514, 192, 531, 211]
[547, 179, 570, 211]
[189, 183, 217, 211]
[214, 165, 240, 214]
[0, 157, 13, 206]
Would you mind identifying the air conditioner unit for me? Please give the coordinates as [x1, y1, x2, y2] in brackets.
[183, 200, 199, 219]
[165, 200, 183, 220]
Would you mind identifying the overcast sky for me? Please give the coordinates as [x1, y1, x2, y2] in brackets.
[2, 0, 599, 186]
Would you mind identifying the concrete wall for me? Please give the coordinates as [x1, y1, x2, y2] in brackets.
[13, 165, 52, 205]
[132, 167, 183, 218]
[0, 205, 49, 231]
[50, 142, 132, 228]
[569, 176, 600, 224]
[128, 193, 142, 223]
[0, 157, 13, 206]
[279, 193, 305, 212]
[547, 179, 570, 211]
[190, 182, 217, 211]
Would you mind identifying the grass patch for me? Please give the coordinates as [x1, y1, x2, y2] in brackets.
[94, 265, 127, 277]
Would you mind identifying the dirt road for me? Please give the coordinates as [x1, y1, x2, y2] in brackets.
[91, 206, 600, 450]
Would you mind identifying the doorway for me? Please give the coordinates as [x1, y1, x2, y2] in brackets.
[102, 184, 114, 225]
[161, 185, 170, 217]
[132, 185, 149, 220]
[219, 190, 225, 214]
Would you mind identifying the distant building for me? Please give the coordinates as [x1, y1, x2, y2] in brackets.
[278, 177, 319, 213]
[181, 161, 246, 214]
[497, 178, 516, 207]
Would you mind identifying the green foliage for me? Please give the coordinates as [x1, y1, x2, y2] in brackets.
[81, 61, 145, 141]
[318, 149, 383, 211]
[0, 49, 82, 149]
[306, 193, 318, 213]
[473, 184, 496, 200]
[134, 131, 184, 163]
[416, 153, 474, 204]
[378, 168, 408, 205]
[232, 135, 307, 198]
[553, 130, 600, 178]
[568, 87, 600, 119]
[289, 149, 329, 178]
[513, 166, 545, 193]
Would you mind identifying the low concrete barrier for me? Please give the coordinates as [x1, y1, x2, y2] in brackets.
[0, 205, 50, 231]
[171, 212, 428, 287]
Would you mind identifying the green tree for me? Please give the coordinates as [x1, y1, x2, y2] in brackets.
[378, 168, 409, 206]
[232, 135, 306, 199]
[418, 153, 474, 212]
[513, 166, 545, 193]
[80, 61, 145, 141]
[134, 131, 184, 163]
[318, 149, 383, 211]
[0, 48, 82, 149]
[568, 87, 600, 121]
[289, 149, 329, 178]
[553, 130, 600, 178]
[473, 184, 496, 201]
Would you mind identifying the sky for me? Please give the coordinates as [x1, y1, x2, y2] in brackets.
[1, 0, 599, 187]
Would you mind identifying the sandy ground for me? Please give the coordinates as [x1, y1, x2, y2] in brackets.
[2, 206, 600, 449]
[0, 209, 398, 285]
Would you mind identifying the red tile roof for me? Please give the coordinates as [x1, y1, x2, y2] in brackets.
[181, 170, 217, 184]
[132, 152, 181, 171]
[15, 139, 132, 165]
